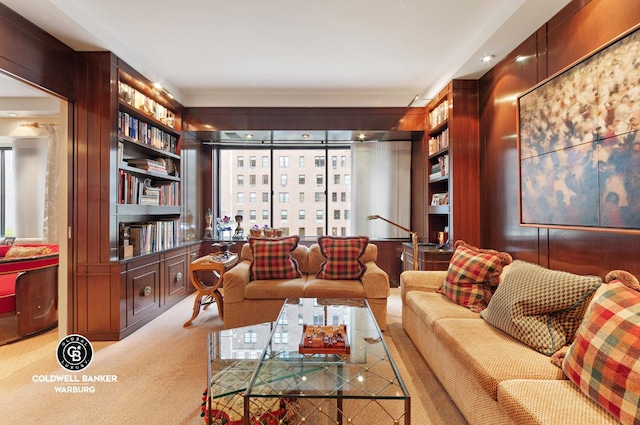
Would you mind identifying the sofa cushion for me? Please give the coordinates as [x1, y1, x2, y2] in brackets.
[316, 236, 369, 280]
[480, 260, 602, 355]
[562, 280, 640, 424]
[498, 380, 618, 425]
[405, 291, 480, 331]
[249, 236, 302, 281]
[439, 240, 513, 313]
[304, 278, 366, 299]
[244, 278, 306, 300]
[434, 318, 565, 401]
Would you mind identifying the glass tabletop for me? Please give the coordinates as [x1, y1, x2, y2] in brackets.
[246, 298, 409, 400]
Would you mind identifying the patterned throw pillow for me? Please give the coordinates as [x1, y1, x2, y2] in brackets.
[4, 245, 53, 259]
[316, 236, 369, 280]
[563, 281, 640, 424]
[438, 240, 513, 312]
[249, 236, 302, 280]
[480, 260, 602, 355]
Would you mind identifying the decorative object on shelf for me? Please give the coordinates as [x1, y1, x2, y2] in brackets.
[212, 241, 234, 259]
[366, 215, 419, 270]
[203, 209, 214, 240]
[216, 215, 237, 240]
[249, 224, 262, 238]
[233, 215, 244, 239]
[437, 230, 449, 246]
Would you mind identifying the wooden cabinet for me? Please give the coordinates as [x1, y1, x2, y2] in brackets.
[402, 243, 453, 272]
[424, 80, 480, 247]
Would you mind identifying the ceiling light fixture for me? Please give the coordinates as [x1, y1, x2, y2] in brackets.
[302, 133, 309, 138]
[481, 54, 495, 63]
[153, 82, 162, 90]
[358, 133, 366, 140]
[245, 133, 253, 139]
[8, 112, 19, 117]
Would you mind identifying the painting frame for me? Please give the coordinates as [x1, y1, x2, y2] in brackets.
[517, 23, 640, 234]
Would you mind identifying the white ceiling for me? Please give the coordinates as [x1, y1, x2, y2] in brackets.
[0, 0, 571, 108]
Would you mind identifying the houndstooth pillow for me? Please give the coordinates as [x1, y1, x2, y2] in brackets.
[480, 260, 601, 355]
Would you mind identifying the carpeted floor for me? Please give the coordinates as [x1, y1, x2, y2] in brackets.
[0, 314, 21, 346]
[0, 288, 467, 424]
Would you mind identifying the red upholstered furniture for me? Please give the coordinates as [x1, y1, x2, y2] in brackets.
[0, 244, 59, 337]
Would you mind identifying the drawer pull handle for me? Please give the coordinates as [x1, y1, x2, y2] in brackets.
[176, 272, 183, 282]
[143, 286, 152, 297]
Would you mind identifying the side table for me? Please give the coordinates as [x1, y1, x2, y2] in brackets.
[183, 252, 238, 327]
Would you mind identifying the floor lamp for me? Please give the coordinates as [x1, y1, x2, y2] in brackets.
[366, 215, 419, 270]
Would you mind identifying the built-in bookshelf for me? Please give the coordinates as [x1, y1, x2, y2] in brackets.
[116, 70, 182, 259]
[424, 80, 480, 246]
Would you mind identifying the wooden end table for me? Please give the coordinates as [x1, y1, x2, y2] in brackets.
[183, 252, 238, 327]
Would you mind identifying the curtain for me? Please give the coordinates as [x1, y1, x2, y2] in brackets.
[43, 124, 59, 243]
[11, 137, 48, 239]
[351, 141, 412, 237]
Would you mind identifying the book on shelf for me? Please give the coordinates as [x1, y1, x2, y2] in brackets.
[431, 192, 449, 206]
[126, 158, 168, 174]
[125, 219, 181, 257]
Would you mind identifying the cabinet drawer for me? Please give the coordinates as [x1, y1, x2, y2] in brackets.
[126, 262, 160, 327]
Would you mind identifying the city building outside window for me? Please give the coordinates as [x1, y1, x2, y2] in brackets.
[249, 174, 256, 186]
[298, 210, 305, 219]
[279, 156, 289, 168]
[281, 175, 287, 187]
[334, 174, 340, 184]
[250, 156, 256, 168]
[332, 156, 337, 168]
[249, 192, 256, 203]
[237, 156, 244, 168]
[298, 174, 305, 184]
[237, 175, 244, 186]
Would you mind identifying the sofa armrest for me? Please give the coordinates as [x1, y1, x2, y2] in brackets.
[361, 261, 390, 298]
[222, 261, 251, 304]
[400, 270, 447, 303]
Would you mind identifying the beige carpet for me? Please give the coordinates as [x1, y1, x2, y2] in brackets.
[0, 289, 467, 425]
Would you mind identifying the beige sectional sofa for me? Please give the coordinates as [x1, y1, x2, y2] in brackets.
[223, 241, 390, 330]
[401, 265, 630, 425]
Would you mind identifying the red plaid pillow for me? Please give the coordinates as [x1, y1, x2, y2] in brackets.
[316, 236, 369, 280]
[439, 240, 512, 312]
[249, 236, 302, 280]
[563, 281, 640, 423]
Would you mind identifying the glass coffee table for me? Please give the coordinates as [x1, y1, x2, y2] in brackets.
[206, 298, 410, 425]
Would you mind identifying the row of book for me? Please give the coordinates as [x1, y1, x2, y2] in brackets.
[429, 99, 449, 129]
[429, 154, 449, 181]
[119, 171, 179, 205]
[118, 111, 178, 153]
[126, 220, 181, 257]
[428, 128, 449, 155]
[118, 81, 176, 128]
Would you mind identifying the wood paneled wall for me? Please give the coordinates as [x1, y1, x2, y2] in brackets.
[184, 107, 425, 131]
[480, 0, 640, 278]
[0, 4, 75, 100]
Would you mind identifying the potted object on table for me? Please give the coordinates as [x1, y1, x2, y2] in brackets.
[249, 224, 262, 238]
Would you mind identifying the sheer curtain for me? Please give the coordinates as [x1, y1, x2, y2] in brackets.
[43, 124, 59, 243]
[351, 141, 412, 237]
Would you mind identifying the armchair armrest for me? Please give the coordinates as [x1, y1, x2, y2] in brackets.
[361, 261, 390, 298]
[400, 270, 447, 303]
[222, 261, 251, 304]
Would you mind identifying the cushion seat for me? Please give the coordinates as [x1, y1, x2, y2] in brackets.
[434, 318, 565, 401]
[405, 290, 480, 330]
[244, 278, 306, 300]
[498, 379, 617, 425]
[0, 273, 18, 314]
[304, 278, 366, 298]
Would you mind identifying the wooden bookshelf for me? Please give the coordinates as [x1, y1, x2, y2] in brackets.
[424, 80, 480, 247]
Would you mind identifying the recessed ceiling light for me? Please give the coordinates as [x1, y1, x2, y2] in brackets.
[8, 112, 19, 117]
[153, 82, 162, 90]
[302, 133, 309, 138]
[481, 54, 495, 63]
[245, 133, 253, 139]
[358, 133, 366, 140]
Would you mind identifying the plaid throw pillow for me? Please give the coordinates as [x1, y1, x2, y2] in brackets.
[316, 236, 369, 280]
[439, 240, 513, 312]
[480, 260, 602, 355]
[249, 236, 302, 280]
[563, 281, 640, 424]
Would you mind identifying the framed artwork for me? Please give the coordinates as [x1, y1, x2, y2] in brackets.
[517, 24, 640, 232]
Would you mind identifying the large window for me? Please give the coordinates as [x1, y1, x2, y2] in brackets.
[0, 148, 15, 237]
[218, 140, 410, 239]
